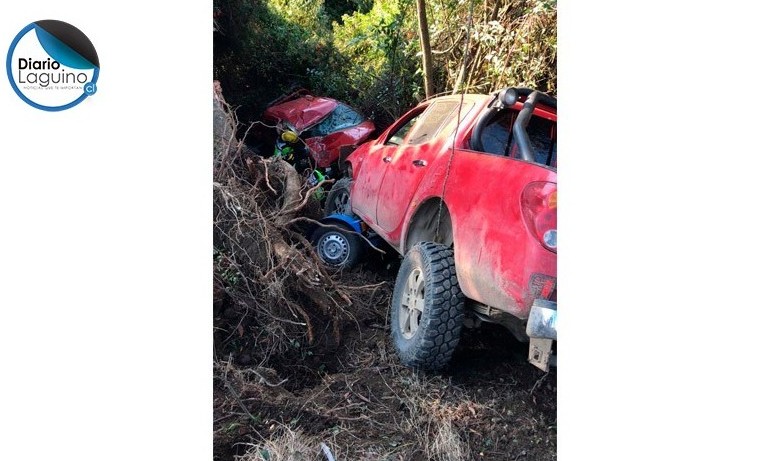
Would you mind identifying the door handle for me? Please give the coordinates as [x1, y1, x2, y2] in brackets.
[412, 159, 427, 167]
[383, 156, 392, 163]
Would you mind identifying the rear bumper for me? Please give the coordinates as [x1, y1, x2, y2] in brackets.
[526, 299, 557, 340]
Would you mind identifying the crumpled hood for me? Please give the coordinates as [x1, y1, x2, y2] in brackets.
[263, 96, 339, 132]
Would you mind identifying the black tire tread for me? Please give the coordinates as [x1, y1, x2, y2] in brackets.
[391, 242, 464, 370]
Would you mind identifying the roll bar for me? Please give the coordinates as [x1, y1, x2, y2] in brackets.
[470, 87, 556, 162]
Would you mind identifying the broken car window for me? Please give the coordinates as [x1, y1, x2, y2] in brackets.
[305, 103, 366, 137]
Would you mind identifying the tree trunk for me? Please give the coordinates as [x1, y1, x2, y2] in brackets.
[416, 0, 435, 98]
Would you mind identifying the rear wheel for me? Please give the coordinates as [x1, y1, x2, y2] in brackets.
[390, 242, 464, 370]
[311, 224, 363, 269]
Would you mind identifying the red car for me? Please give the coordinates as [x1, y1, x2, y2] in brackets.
[262, 90, 376, 173]
[316, 88, 557, 371]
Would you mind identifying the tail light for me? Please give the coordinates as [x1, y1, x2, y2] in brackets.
[521, 182, 557, 252]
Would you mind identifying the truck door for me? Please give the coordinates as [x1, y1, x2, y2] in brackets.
[375, 100, 463, 233]
[350, 106, 425, 225]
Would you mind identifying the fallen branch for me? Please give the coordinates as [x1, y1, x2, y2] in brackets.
[285, 216, 388, 255]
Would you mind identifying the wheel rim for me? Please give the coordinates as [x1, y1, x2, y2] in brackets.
[331, 190, 350, 214]
[318, 232, 349, 266]
[399, 267, 425, 339]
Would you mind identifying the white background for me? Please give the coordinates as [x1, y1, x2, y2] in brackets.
[1, 1, 769, 460]
[0, 2, 211, 460]
[559, 1, 770, 459]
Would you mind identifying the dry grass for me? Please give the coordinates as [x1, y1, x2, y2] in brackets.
[369, 372, 478, 460]
[236, 426, 320, 461]
[427, 417, 469, 461]
[215, 346, 556, 461]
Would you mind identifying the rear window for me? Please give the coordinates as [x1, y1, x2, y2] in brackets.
[305, 103, 366, 137]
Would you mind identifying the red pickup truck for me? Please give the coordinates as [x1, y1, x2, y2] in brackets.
[314, 88, 557, 371]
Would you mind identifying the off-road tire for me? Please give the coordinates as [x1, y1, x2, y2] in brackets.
[324, 177, 353, 216]
[311, 223, 364, 269]
[390, 242, 464, 370]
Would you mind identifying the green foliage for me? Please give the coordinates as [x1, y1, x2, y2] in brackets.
[213, 0, 556, 133]
[214, 249, 241, 286]
[325, 0, 374, 23]
[313, 0, 422, 126]
[267, 0, 331, 37]
[213, 0, 335, 123]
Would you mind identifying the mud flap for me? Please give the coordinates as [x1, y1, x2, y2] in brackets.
[528, 338, 553, 372]
[526, 299, 557, 372]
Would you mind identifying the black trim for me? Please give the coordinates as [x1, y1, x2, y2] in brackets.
[35, 20, 99, 68]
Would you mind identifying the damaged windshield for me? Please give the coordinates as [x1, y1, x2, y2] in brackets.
[305, 103, 366, 137]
